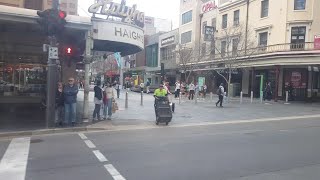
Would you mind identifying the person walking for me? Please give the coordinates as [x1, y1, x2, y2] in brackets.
[115, 81, 120, 98]
[64, 77, 79, 126]
[103, 83, 115, 120]
[264, 82, 272, 101]
[216, 83, 224, 107]
[189, 82, 195, 100]
[55, 82, 64, 127]
[93, 81, 103, 121]
[146, 80, 151, 94]
[203, 84, 207, 98]
[175, 81, 181, 99]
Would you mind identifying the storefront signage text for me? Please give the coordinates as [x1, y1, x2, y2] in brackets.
[88, 0, 145, 28]
[115, 27, 144, 44]
[161, 36, 175, 46]
[202, 1, 218, 13]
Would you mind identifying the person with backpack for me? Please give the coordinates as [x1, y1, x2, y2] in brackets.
[92, 81, 103, 121]
[216, 83, 224, 107]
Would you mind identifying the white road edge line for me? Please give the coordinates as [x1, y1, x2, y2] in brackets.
[84, 140, 96, 149]
[78, 133, 88, 140]
[0, 137, 31, 180]
[93, 150, 108, 162]
[104, 164, 126, 180]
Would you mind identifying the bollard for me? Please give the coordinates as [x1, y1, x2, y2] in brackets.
[179, 92, 181, 104]
[240, 91, 243, 104]
[195, 92, 198, 104]
[140, 91, 143, 106]
[285, 91, 290, 104]
[260, 91, 263, 103]
[125, 91, 128, 108]
[250, 91, 253, 103]
[210, 92, 213, 102]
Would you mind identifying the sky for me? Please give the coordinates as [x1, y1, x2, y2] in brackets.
[78, 0, 180, 29]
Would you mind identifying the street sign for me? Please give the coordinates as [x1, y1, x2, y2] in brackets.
[204, 26, 215, 41]
[48, 47, 59, 59]
[314, 35, 320, 49]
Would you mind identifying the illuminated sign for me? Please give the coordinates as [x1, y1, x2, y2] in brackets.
[88, 0, 145, 28]
[202, 1, 218, 13]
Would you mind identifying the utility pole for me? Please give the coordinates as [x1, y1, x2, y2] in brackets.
[45, 0, 59, 128]
[83, 30, 92, 122]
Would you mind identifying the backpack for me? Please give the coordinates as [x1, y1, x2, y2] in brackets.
[216, 87, 221, 95]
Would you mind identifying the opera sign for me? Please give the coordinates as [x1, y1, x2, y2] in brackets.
[202, 1, 218, 13]
[88, 0, 145, 28]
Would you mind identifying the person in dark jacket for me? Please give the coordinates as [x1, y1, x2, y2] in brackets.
[264, 82, 272, 101]
[93, 81, 103, 121]
[64, 77, 79, 126]
[55, 82, 64, 127]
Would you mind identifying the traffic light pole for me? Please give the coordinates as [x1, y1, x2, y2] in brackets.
[45, 0, 59, 128]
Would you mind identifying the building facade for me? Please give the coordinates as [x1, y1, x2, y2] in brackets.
[0, 0, 78, 15]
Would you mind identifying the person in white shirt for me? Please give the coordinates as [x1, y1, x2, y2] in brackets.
[188, 82, 195, 100]
[103, 83, 115, 120]
[216, 83, 225, 107]
[174, 81, 181, 98]
[140, 82, 145, 92]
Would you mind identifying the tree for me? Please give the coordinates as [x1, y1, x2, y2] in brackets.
[209, 24, 257, 98]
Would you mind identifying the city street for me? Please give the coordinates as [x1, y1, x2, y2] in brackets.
[1, 116, 320, 180]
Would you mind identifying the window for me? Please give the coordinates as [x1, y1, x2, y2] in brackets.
[221, 41, 227, 57]
[222, 14, 228, 29]
[160, 45, 175, 61]
[259, 32, 268, 46]
[211, 18, 217, 30]
[211, 41, 215, 57]
[69, 3, 76, 8]
[294, 0, 306, 10]
[202, 21, 207, 34]
[201, 43, 207, 57]
[234, 10, 240, 26]
[181, 31, 192, 44]
[261, 0, 269, 18]
[232, 38, 239, 56]
[182, 10, 192, 25]
[291, 26, 306, 49]
[24, 0, 43, 10]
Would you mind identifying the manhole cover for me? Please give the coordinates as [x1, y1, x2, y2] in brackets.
[30, 139, 43, 144]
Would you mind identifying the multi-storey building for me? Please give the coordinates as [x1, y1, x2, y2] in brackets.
[179, 0, 320, 101]
[0, 0, 78, 15]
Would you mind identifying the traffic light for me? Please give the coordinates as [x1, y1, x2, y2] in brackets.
[66, 47, 72, 55]
[36, 9, 67, 36]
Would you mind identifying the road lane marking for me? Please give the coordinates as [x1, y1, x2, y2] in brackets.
[84, 140, 96, 149]
[93, 150, 108, 162]
[0, 137, 30, 180]
[104, 164, 126, 180]
[78, 133, 88, 140]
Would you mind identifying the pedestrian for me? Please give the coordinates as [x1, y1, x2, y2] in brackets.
[103, 82, 115, 120]
[195, 83, 200, 99]
[92, 81, 103, 121]
[55, 82, 64, 127]
[264, 82, 272, 101]
[64, 77, 79, 126]
[175, 81, 181, 99]
[115, 81, 120, 98]
[188, 82, 195, 100]
[140, 81, 144, 92]
[203, 84, 207, 98]
[146, 80, 151, 94]
[216, 83, 224, 107]
[164, 82, 172, 95]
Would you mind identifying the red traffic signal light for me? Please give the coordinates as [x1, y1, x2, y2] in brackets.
[59, 11, 66, 19]
[66, 47, 72, 55]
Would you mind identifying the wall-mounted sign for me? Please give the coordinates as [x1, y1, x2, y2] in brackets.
[88, 0, 145, 28]
[314, 35, 320, 49]
[204, 26, 215, 41]
[161, 36, 175, 46]
[202, 1, 218, 13]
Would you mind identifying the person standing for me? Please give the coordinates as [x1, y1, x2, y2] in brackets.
[55, 82, 64, 127]
[140, 81, 145, 92]
[216, 83, 224, 107]
[175, 81, 181, 99]
[189, 82, 195, 100]
[64, 77, 79, 126]
[264, 82, 272, 101]
[146, 80, 151, 94]
[93, 81, 103, 121]
[103, 83, 115, 120]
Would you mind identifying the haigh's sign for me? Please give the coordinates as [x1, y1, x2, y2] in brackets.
[202, 1, 218, 13]
[88, 0, 145, 28]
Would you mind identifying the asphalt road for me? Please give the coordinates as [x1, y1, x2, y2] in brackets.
[1, 117, 320, 180]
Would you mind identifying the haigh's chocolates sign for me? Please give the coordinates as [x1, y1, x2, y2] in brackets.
[88, 0, 145, 28]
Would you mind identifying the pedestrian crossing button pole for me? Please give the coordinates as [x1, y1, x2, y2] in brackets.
[179, 92, 181, 104]
[285, 91, 290, 105]
[125, 91, 128, 108]
[210, 92, 213, 102]
[260, 91, 263, 104]
[251, 91, 253, 104]
[140, 91, 143, 106]
[240, 91, 243, 104]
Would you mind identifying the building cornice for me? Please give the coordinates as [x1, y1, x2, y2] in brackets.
[218, 0, 247, 12]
